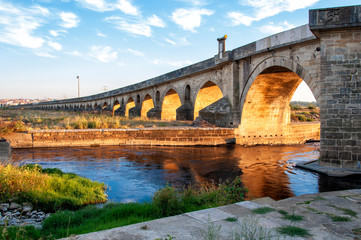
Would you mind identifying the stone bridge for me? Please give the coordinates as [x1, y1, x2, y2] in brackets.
[23, 5, 361, 170]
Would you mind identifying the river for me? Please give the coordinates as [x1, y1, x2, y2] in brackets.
[12, 144, 360, 203]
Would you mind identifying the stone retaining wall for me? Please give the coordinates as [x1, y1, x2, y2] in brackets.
[6, 124, 320, 149]
[236, 123, 320, 145]
[7, 128, 236, 148]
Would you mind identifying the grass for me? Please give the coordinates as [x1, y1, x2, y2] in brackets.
[277, 226, 310, 237]
[278, 210, 304, 222]
[306, 207, 352, 222]
[0, 164, 107, 212]
[225, 217, 238, 222]
[330, 216, 351, 222]
[1, 177, 247, 239]
[251, 207, 275, 215]
[328, 205, 357, 217]
[0, 109, 190, 137]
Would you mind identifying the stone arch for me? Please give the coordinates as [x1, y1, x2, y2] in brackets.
[194, 81, 223, 119]
[141, 94, 155, 118]
[102, 102, 108, 109]
[113, 100, 121, 116]
[239, 56, 320, 139]
[125, 97, 135, 117]
[161, 88, 182, 120]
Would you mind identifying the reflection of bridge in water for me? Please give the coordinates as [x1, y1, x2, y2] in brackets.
[21, 6, 361, 170]
[12, 145, 361, 202]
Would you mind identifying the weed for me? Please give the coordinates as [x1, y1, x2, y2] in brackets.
[235, 216, 275, 240]
[278, 210, 303, 222]
[225, 217, 238, 222]
[328, 205, 357, 217]
[277, 226, 311, 237]
[251, 207, 275, 214]
[200, 218, 221, 240]
[155, 234, 176, 240]
[330, 216, 351, 222]
[141, 225, 148, 230]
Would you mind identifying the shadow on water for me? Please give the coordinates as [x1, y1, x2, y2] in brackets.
[12, 144, 361, 202]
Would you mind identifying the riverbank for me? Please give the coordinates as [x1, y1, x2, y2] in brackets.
[66, 189, 361, 240]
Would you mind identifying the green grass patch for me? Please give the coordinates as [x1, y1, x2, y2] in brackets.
[328, 205, 357, 217]
[330, 215, 351, 222]
[0, 164, 107, 212]
[277, 225, 311, 237]
[1, 177, 247, 239]
[225, 217, 238, 222]
[251, 207, 275, 214]
[278, 210, 304, 222]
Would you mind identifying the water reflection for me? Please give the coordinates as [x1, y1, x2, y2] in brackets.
[12, 144, 360, 203]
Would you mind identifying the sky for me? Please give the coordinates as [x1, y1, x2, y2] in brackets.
[0, 0, 359, 101]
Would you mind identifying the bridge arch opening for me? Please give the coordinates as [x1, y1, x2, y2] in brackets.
[239, 66, 319, 143]
[113, 100, 120, 116]
[194, 81, 223, 119]
[161, 89, 182, 120]
[141, 94, 154, 118]
[185, 85, 191, 101]
[125, 97, 135, 117]
[102, 102, 108, 109]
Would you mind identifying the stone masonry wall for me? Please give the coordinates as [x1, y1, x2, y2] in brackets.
[318, 28, 361, 168]
[236, 122, 320, 145]
[7, 128, 235, 149]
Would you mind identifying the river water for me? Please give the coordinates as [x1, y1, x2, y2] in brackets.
[12, 144, 360, 203]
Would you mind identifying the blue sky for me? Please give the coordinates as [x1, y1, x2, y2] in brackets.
[0, 0, 358, 100]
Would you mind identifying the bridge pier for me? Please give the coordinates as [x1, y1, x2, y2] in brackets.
[176, 102, 193, 121]
[310, 6, 361, 169]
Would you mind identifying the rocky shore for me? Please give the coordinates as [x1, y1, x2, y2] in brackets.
[0, 201, 50, 228]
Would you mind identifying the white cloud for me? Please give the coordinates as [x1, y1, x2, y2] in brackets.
[178, 0, 209, 6]
[66, 50, 82, 56]
[35, 52, 56, 58]
[147, 15, 165, 28]
[259, 21, 295, 34]
[126, 48, 144, 56]
[106, 16, 164, 37]
[165, 38, 176, 45]
[115, 0, 138, 15]
[97, 31, 107, 37]
[0, 1, 48, 49]
[49, 29, 67, 37]
[228, 0, 319, 26]
[227, 12, 254, 26]
[171, 8, 214, 32]
[89, 45, 118, 62]
[76, 0, 139, 15]
[165, 34, 190, 46]
[48, 41, 62, 51]
[59, 12, 80, 28]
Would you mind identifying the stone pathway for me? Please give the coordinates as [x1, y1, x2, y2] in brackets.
[64, 189, 361, 240]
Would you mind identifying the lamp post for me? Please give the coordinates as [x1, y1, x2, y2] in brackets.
[77, 76, 80, 98]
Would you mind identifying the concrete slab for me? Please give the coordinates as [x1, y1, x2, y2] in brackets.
[296, 160, 361, 177]
[235, 201, 263, 209]
[185, 208, 235, 223]
[64, 189, 361, 240]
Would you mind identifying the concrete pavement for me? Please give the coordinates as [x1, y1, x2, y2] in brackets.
[65, 189, 361, 240]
